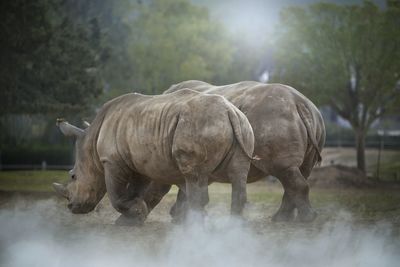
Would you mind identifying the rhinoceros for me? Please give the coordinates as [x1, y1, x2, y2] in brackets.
[53, 89, 254, 225]
[143, 80, 325, 222]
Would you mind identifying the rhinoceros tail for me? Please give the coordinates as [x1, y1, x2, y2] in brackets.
[296, 103, 322, 164]
[227, 106, 255, 160]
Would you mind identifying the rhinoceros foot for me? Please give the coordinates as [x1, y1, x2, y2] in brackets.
[271, 209, 296, 222]
[169, 197, 188, 224]
[170, 204, 208, 224]
[296, 209, 317, 223]
[115, 214, 145, 226]
[170, 206, 189, 224]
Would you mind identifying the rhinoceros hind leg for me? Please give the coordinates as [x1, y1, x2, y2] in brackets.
[296, 208, 317, 222]
[183, 173, 209, 217]
[226, 151, 249, 216]
[271, 210, 296, 222]
[274, 166, 316, 222]
[169, 188, 208, 224]
[271, 192, 296, 222]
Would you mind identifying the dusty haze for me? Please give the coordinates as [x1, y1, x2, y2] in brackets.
[1, 187, 399, 267]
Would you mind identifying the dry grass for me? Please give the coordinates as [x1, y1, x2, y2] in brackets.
[321, 147, 400, 180]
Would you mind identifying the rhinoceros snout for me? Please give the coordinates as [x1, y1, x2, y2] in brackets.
[68, 202, 95, 214]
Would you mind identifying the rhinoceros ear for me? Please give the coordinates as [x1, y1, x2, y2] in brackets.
[53, 183, 69, 199]
[56, 118, 84, 138]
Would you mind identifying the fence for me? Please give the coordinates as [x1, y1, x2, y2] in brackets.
[325, 134, 400, 149]
[1, 133, 399, 171]
[0, 163, 72, 171]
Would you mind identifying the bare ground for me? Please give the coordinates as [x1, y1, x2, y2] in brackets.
[1, 181, 400, 267]
[320, 147, 400, 177]
[1, 181, 400, 231]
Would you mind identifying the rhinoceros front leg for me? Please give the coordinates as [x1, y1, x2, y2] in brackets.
[169, 188, 188, 223]
[142, 182, 172, 213]
[104, 164, 149, 226]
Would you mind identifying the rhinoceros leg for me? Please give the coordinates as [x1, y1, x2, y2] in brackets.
[169, 188, 187, 223]
[226, 152, 249, 216]
[142, 183, 172, 213]
[184, 173, 209, 217]
[167, 182, 207, 223]
[273, 166, 316, 222]
[104, 165, 150, 226]
[271, 192, 296, 222]
[170, 152, 249, 218]
[170, 174, 209, 223]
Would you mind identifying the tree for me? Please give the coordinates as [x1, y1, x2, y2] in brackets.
[273, 1, 400, 173]
[61, 0, 135, 93]
[125, 0, 234, 94]
[0, 0, 102, 115]
[218, 34, 266, 84]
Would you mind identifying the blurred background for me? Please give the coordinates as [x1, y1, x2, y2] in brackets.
[0, 0, 399, 188]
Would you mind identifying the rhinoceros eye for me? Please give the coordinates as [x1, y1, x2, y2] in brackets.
[71, 174, 76, 180]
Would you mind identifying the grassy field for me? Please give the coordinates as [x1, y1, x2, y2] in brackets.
[0, 147, 399, 224]
[0, 170, 68, 192]
[1, 148, 399, 192]
[206, 182, 400, 224]
[1, 169, 399, 223]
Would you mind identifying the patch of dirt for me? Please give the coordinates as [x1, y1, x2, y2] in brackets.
[308, 164, 400, 188]
[309, 165, 371, 188]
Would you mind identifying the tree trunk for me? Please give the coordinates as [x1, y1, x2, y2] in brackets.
[355, 130, 366, 174]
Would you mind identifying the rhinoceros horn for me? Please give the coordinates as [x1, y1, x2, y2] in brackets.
[56, 118, 84, 137]
[82, 120, 91, 128]
[53, 182, 69, 199]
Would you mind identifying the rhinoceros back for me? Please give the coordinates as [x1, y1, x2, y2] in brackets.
[165, 80, 324, 168]
[95, 90, 254, 183]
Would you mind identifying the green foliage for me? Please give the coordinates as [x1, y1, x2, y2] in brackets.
[274, 1, 400, 127]
[61, 0, 135, 93]
[374, 160, 400, 181]
[273, 1, 400, 172]
[0, 0, 266, 157]
[0, 0, 102, 115]
[1, 144, 73, 165]
[0, 0, 263, 113]
[218, 35, 264, 84]
[125, 0, 234, 94]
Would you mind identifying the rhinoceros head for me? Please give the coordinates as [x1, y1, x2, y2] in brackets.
[53, 119, 106, 214]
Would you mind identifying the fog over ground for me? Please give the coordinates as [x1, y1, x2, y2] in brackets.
[1, 194, 399, 267]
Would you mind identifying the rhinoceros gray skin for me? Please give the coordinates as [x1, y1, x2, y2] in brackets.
[145, 80, 325, 222]
[53, 89, 254, 225]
